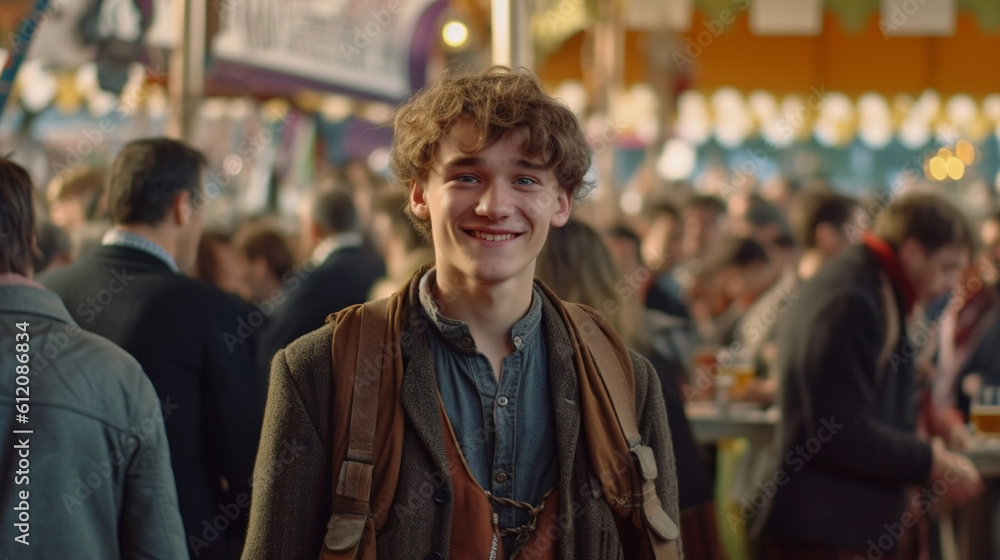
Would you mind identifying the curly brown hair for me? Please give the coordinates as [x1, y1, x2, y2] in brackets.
[389, 66, 593, 238]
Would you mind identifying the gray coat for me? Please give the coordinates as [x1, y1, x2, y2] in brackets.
[0, 283, 187, 560]
[242, 280, 682, 559]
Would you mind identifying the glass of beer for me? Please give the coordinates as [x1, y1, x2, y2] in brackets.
[687, 345, 720, 402]
[727, 360, 756, 393]
[971, 385, 1000, 438]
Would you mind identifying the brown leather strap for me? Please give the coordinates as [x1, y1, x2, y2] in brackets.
[565, 304, 681, 559]
[337, 297, 390, 502]
[325, 299, 392, 556]
[566, 304, 641, 447]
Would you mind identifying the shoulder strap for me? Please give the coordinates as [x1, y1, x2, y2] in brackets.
[565, 304, 641, 446]
[323, 298, 391, 557]
[339, 298, 390, 498]
[565, 303, 681, 560]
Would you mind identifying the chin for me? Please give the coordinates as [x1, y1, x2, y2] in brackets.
[470, 261, 528, 284]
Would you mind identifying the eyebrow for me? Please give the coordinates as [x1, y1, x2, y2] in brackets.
[439, 156, 549, 171]
[513, 158, 549, 171]
[440, 156, 485, 170]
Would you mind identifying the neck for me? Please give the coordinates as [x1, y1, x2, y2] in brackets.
[114, 224, 178, 260]
[0, 272, 41, 287]
[432, 266, 534, 345]
[797, 250, 825, 281]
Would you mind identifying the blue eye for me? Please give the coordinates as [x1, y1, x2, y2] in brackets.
[455, 175, 479, 183]
[514, 177, 539, 186]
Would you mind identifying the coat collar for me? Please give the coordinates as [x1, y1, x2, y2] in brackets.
[0, 283, 78, 326]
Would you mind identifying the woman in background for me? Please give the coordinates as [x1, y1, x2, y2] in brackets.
[536, 218, 723, 560]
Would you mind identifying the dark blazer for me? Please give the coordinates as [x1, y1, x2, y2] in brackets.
[257, 244, 384, 373]
[241, 276, 682, 560]
[760, 244, 933, 549]
[41, 244, 264, 560]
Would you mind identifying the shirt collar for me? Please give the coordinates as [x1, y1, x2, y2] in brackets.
[417, 268, 543, 354]
[102, 229, 179, 273]
[309, 231, 364, 266]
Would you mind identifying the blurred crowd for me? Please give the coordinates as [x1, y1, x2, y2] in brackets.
[15, 137, 1000, 560]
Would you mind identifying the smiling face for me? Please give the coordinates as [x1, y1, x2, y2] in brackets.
[409, 119, 572, 292]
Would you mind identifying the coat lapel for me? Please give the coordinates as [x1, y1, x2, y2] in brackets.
[539, 294, 581, 560]
[398, 307, 451, 478]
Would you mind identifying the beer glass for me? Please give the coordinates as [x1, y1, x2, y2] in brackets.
[970, 384, 1000, 437]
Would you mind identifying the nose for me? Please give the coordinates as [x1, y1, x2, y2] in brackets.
[475, 182, 515, 220]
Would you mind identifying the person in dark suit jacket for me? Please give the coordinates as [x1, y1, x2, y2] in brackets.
[41, 138, 263, 560]
[757, 191, 983, 559]
[256, 188, 384, 373]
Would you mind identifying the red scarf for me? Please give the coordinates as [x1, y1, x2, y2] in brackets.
[862, 232, 917, 315]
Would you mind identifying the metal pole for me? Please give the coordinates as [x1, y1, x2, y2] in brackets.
[0, 0, 52, 117]
[491, 0, 532, 70]
[166, 0, 206, 142]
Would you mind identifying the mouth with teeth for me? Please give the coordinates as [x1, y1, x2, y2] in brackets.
[468, 230, 521, 242]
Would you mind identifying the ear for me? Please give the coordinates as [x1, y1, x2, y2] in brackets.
[172, 190, 193, 226]
[548, 188, 573, 228]
[409, 180, 430, 220]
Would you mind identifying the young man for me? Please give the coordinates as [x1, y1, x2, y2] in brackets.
[242, 67, 681, 560]
[0, 157, 187, 559]
[757, 191, 983, 558]
[41, 138, 263, 560]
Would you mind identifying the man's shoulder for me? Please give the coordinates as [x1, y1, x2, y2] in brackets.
[15, 322, 154, 426]
[279, 321, 336, 374]
[41, 247, 167, 292]
[808, 245, 878, 287]
[37, 255, 98, 291]
[794, 249, 879, 310]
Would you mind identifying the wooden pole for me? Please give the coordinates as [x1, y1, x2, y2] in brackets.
[166, 0, 206, 142]
[491, 0, 533, 70]
[590, 0, 624, 228]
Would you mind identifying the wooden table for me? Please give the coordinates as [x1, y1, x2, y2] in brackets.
[965, 439, 1000, 477]
[685, 401, 1000, 476]
[685, 401, 778, 444]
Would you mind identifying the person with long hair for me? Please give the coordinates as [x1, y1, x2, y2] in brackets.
[537, 218, 723, 560]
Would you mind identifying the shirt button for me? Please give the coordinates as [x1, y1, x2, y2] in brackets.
[496, 396, 509, 407]
[461, 336, 474, 349]
[513, 335, 523, 349]
[495, 472, 509, 484]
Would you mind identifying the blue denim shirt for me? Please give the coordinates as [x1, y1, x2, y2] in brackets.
[418, 270, 557, 550]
